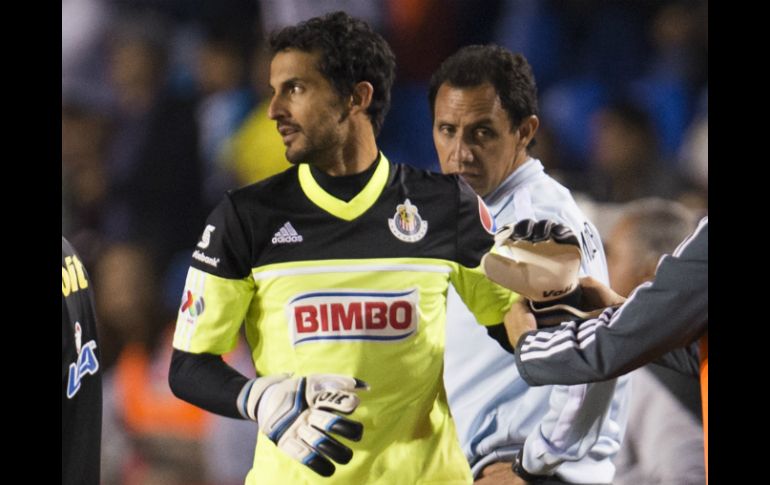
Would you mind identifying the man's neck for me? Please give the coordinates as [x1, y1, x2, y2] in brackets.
[509, 151, 531, 178]
[314, 121, 379, 176]
[309, 152, 381, 202]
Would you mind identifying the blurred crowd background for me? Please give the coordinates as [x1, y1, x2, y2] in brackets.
[62, 1, 707, 484]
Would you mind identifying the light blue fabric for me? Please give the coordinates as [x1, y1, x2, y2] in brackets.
[444, 158, 631, 482]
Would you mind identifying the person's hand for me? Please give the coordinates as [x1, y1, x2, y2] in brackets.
[241, 373, 368, 476]
[474, 461, 529, 484]
[501, 276, 627, 343]
[503, 300, 537, 349]
[578, 275, 626, 308]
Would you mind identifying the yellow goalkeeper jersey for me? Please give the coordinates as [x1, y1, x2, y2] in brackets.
[173, 154, 518, 484]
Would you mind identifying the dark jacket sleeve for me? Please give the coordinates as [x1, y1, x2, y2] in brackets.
[515, 219, 708, 385]
[168, 349, 250, 419]
[652, 340, 701, 376]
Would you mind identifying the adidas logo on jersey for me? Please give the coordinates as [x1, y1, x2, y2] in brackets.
[272, 222, 303, 244]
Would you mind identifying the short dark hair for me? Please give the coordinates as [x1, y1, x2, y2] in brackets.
[269, 11, 396, 136]
[429, 45, 539, 130]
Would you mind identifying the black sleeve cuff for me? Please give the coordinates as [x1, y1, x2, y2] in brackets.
[485, 323, 515, 354]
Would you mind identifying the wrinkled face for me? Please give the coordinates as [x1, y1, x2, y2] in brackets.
[268, 49, 349, 164]
[433, 83, 522, 197]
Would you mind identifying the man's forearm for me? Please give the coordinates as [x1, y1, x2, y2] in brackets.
[514, 219, 707, 386]
[168, 349, 251, 418]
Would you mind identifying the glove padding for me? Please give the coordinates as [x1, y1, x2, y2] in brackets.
[482, 219, 602, 326]
[240, 373, 368, 477]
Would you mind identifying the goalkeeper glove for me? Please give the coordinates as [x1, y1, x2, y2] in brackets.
[482, 219, 602, 326]
[238, 373, 368, 476]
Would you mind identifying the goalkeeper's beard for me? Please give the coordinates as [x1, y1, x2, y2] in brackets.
[285, 108, 351, 166]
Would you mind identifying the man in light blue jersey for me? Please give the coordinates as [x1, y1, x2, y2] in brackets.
[429, 45, 630, 484]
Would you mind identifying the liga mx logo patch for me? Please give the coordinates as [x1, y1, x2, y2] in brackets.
[388, 199, 428, 242]
[287, 289, 419, 345]
[478, 196, 496, 234]
[180, 290, 205, 318]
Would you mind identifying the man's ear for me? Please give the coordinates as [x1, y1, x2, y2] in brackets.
[517, 115, 539, 149]
[350, 81, 374, 113]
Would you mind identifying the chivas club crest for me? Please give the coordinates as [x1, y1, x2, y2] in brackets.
[388, 199, 428, 243]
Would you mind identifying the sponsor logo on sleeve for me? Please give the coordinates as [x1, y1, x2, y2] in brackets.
[192, 250, 220, 268]
[62, 254, 89, 297]
[478, 196, 496, 234]
[67, 321, 99, 399]
[287, 289, 419, 345]
[197, 225, 216, 249]
[193, 225, 221, 268]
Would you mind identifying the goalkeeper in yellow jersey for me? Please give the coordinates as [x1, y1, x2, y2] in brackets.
[169, 11, 524, 485]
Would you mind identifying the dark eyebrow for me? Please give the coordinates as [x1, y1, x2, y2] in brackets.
[435, 116, 497, 127]
[468, 118, 496, 128]
[269, 77, 304, 92]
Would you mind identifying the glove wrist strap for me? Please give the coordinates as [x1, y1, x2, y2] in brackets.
[531, 286, 582, 308]
[237, 374, 291, 421]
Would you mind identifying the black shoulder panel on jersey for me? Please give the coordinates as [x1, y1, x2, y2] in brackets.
[454, 175, 497, 268]
[206, 163, 496, 269]
[187, 169, 294, 279]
